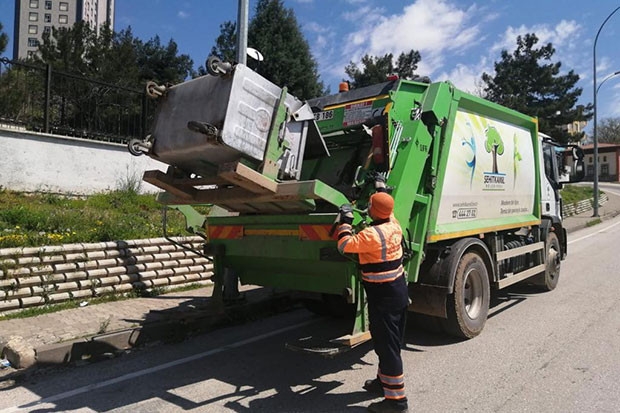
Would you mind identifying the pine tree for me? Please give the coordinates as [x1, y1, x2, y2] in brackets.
[481, 33, 591, 144]
[0, 22, 8, 56]
[345, 50, 422, 88]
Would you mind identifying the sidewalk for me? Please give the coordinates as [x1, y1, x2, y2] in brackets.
[2, 191, 620, 374]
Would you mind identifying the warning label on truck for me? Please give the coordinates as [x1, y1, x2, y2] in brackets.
[343, 101, 373, 126]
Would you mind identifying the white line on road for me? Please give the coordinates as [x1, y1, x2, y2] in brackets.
[0, 317, 320, 413]
[568, 218, 620, 245]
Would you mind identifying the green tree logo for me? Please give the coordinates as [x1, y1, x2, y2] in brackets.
[484, 126, 504, 174]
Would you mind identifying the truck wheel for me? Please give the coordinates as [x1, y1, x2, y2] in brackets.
[539, 232, 561, 291]
[443, 251, 490, 339]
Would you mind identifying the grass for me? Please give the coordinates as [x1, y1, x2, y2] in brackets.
[0, 188, 208, 249]
[560, 185, 600, 206]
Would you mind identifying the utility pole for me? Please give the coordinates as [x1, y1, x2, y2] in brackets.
[236, 0, 249, 65]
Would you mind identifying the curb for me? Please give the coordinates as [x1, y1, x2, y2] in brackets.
[3, 288, 300, 372]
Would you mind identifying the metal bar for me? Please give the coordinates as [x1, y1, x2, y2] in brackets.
[495, 242, 544, 261]
[496, 264, 545, 289]
[44, 63, 52, 133]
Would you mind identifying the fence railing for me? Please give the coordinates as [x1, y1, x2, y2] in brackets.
[0, 57, 152, 145]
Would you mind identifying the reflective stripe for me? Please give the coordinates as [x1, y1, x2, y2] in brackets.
[338, 239, 350, 254]
[379, 372, 404, 385]
[384, 388, 406, 400]
[374, 226, 387, 261]
[361, 266, 404, 283]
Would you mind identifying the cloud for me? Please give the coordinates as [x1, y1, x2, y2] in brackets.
[342, 0, 482, 77]
[178, 11, 190, 19]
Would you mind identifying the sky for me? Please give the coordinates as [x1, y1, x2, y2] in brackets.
[1, 0, 620, 132]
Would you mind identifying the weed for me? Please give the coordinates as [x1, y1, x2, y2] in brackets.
[98, 316, 111, 334]
[586, 218, 602, 227]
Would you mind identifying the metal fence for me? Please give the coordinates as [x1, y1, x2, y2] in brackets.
[0, 57, 151, 144]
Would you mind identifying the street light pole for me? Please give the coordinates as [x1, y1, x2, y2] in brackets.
[592, 6, 620, 217]
[596, 71, 620, 95]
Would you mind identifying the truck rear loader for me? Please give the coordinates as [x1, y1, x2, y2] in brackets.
[129, 58, 584, 349]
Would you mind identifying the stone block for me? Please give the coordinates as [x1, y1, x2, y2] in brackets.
[177, 258, 194, 267]
[75, 261, 98, 270]
[150, 278, 169, 287]
[0, 278, 17, 288]
[168, 275, 187, 285]
[53, 263, 77, 273]
[158, 244, 178, 253]
[152, 253, 171, 261]
[17, 276, 42, 287]
[0, 299, 20, 313]
[8, 267, 31, 277]
[86, 251, 106, 260]
[86, 268, 108, 279]
[96, 258, 118, 268]
[47, 292, 71, 303]
[52, 281, 79, 293]
[106, 266, 126, 276]
[168, 251, 189, 260]
[138, 270, 157, 281]
[144, 262, 163, 271]
[71, 289, 92, 299]
[159, 260, 178, 269]
[156, 268, 174, 278]
[114, 283, 134, 293]
[19, 295, 45, 308]
[2, 336, 36, 369]
[99, 276, 120, 287]
[30, 264, 55, 276]
[118, 274, 139, 283]
[94, 286, 115, 296]
[184, 273, 201, 283]
[7, 287, 33, 299]
[64, 271, 88, 281]
[17, 256, 41, 266]
[64, 252, 88, 262]
[172, 266, 190, 275]
[41, 255, 66, 264]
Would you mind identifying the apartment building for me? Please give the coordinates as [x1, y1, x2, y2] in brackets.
[12, 0, 115, 60]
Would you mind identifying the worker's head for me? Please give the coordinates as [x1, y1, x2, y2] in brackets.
[368, 192, 394, 220]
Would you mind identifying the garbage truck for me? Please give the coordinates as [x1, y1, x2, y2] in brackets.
[128, 58, 584, 348]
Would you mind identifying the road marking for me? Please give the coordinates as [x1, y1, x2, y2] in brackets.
[568, 218, 620, 245]
[0, 317, 320, 413]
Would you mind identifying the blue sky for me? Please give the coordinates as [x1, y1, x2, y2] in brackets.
[1, 0, 620, 130]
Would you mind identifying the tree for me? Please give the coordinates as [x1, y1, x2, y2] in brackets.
[481, 33, 592, 144]
[209, 0, 325, 100]
[345, 50, 422, 88]
[210, 21, 237, 64]
[598, 117, 620, 143]
[135, 35, 194, 85]
[0, 22, 8, 56]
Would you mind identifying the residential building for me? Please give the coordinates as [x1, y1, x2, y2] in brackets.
[577, 143, 620, 182]
[12, 0, 115, 60]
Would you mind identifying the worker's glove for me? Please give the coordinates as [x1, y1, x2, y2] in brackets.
[338, 204, 354, 225]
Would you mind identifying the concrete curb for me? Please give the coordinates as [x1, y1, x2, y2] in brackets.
[3, 288, 298, 371]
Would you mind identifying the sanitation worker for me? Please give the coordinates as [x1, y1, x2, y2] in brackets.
[335, 178, 409, 413]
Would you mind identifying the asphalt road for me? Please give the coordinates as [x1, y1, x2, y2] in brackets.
[1, 215, 620, 413]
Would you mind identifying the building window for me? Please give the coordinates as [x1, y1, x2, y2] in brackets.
[30, 0, 39, 8]
[28, 25, 38, 34]
[603, 156, 607, 162]
[60, 2, 69, 11]
[44, 26, 51, 34]
[45, 13, 51, 23]
[45, 0, 52, 10]
[602, 164, 609, 176]
[29, 12, 38, 21]
[27, 51, 36, 58]
[589, 157, 593, 164]
[59, 15, 68, 24]
[28, 37, 39, 47]
[587, 165, 594, 177]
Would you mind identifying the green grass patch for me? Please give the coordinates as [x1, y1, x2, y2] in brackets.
[586, 218, 602, 227]
[0, 188, 208, 249]
[560, 185, 601, 205]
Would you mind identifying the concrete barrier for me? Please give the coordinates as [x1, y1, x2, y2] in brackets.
[562, 193, 608, 217]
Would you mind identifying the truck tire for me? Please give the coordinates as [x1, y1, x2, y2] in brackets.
[538, 232, 561, 291]
[443, 251, 490, 339]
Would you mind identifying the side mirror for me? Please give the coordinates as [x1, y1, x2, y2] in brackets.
[558, 145, 585, 184]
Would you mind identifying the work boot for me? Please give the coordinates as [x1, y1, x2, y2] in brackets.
[367, 398, 409, 413]
[363, 378, 383, 396]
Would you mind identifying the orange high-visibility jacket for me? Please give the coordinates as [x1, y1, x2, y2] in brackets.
[337, 215, 404, 283]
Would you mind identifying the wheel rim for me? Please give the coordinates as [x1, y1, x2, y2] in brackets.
[548, 245, 560, 280]
[463, 267, 483, 319]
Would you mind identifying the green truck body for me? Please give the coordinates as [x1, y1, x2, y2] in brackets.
[132, 63, 583, 342]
